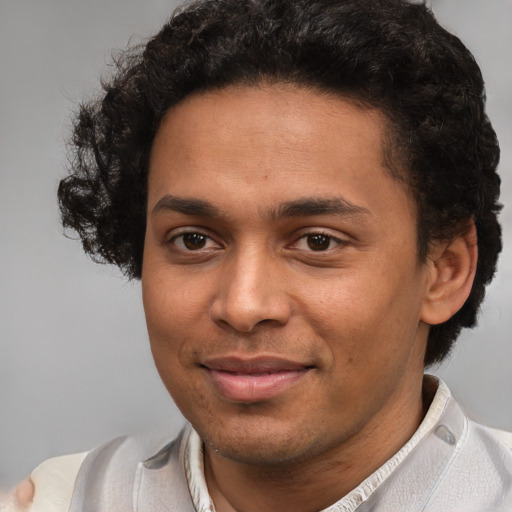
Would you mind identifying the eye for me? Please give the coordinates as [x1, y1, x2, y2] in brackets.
[171, 232, 220, 251]
[305, 234, 332, 251]
[293, 232, 344, 252]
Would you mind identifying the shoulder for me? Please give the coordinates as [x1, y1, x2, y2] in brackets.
[451, 399, 512, 481]
[5, 424, 190, 512]
[70, 426, 192, 511]
[484, 426, 512, 449]
[465, 419, 512, 460]
[427, 415, 512, 510]
[417, 380, 512, 510]
[29, 452, 89, 512]
[0, 452, 88, 512]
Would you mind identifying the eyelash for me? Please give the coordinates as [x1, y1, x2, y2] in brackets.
[291, 231, 345, 252]
[168, 231, 222, 252]
[167, 229, 346, 253]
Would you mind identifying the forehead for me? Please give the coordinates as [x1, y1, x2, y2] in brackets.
[147, 84, 413, 222]
[152, 85, 387, 161]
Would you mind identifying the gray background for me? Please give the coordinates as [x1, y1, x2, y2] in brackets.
[1, 0, 511, 489]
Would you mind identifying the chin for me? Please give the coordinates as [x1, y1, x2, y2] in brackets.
[196, 417, 332, 466]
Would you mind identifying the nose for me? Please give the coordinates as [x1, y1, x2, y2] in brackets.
[209, 247, 292, 333]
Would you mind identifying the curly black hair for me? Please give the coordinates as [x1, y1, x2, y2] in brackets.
[58, 0, 502, 366]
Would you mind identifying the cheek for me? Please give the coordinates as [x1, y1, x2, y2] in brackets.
[142, 269, 217, 384]
[143, 291, 200, 408]
[143, 268, 210, 333]
[304, 265, 424, 362]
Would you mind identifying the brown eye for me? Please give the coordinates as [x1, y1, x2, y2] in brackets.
[306, 234, 331, 251]
[182, 233, 208, 250]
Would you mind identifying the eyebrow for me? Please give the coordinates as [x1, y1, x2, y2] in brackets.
[151, 194, 370, 220]
[270, 197, 371, 220]
[152, 195, 221, 217]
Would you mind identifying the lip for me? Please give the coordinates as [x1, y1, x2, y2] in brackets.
[201, 356, 313, 403]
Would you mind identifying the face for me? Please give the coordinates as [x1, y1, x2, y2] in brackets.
[142, 85, 432, 465]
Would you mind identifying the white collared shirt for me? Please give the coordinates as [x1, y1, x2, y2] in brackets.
[4, 376, 512, 512]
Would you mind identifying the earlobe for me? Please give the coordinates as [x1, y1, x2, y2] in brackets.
[420, 220, 478, 326]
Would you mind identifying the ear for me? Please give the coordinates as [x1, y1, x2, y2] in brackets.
[420, 219, 478, 326]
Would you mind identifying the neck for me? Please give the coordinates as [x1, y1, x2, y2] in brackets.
[204, 376, 429, 512]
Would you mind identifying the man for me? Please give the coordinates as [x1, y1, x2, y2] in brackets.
[6, 0, 511, 510]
